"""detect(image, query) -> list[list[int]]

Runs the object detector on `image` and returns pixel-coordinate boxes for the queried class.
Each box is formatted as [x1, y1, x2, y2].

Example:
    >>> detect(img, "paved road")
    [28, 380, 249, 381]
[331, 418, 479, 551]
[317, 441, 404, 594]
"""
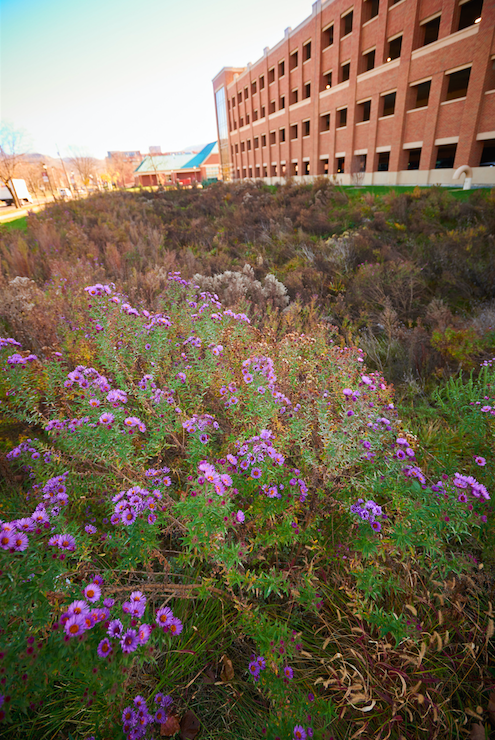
[0, 196, 55, 223]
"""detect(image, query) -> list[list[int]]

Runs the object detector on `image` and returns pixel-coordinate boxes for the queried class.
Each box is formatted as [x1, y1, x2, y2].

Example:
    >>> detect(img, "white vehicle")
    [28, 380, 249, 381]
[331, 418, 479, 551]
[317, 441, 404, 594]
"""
[0, 179, 33, 206]
[58, 188, 73, 199]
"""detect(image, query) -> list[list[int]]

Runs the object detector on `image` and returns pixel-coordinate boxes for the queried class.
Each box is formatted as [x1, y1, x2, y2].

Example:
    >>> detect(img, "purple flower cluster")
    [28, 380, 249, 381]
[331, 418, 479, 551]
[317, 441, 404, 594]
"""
[293, 725, 314, 740]
[6, 352, 37, 366]
[111, 485, 163, 526]
[64, 365, 111, 393]
[248, 655, 266, 681]
[241, 356, 291, 409]
[6, 439, 51, 464]
[155, 606, 183, 636]
[123, 416, 146, 433]
[350, 498, 384, 532]
[394, 437, 416, 461]
[121, 693, 173, 739]
[453, 473, 490, 501]
[0, 337, 21, 348]
[84, 283, 113, 296]
[197, 461, 233, 497]
[182, 413, 219, 443]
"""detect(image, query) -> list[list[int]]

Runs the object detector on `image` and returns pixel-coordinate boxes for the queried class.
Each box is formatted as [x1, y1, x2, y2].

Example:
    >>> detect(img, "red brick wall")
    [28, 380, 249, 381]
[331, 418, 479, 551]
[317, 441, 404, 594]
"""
[213, 0, 495, 180]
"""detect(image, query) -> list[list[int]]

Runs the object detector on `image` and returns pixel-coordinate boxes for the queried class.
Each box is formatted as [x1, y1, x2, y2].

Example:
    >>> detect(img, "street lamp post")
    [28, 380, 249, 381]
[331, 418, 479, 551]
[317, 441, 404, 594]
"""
[42, 164, 55, 199]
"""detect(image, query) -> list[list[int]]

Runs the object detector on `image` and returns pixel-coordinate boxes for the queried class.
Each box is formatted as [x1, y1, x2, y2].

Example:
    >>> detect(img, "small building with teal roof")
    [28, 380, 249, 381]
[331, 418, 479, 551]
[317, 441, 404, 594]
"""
[134, 142, 220, 187]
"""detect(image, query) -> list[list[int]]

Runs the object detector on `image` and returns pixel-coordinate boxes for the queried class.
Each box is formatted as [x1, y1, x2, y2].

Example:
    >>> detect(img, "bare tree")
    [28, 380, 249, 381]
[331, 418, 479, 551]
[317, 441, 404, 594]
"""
[0, 122, 29, 208]
[350, 155, 366, 187]
[69, 148, 97, 190]
[105, 152, 136, 188]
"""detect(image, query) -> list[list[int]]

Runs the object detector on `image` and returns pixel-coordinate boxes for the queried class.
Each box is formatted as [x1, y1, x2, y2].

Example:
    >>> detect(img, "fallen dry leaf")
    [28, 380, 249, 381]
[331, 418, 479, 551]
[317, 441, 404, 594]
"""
[160, 713, 181, 736]
[180, 710, 200, 740]
[220, 654, 234, 682]
[469, 722, 486, 740]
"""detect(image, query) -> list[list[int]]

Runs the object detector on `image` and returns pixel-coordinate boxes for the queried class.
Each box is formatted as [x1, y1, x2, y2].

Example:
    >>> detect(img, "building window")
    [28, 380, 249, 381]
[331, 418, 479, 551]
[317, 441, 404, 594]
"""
[290, 88, 299, 105]
[458, 0, 483, 30]
[290, 50, 299, 69]
[281, 163, 287, 176]
[255, 165, 260, 178]
[387, 35, 402, 61]
[233, 121, 237, 130]
[235, 143, 239, 154]
[290, 124, 298, 139]
[358, 100, 371, 121]
[411, 80, 431, 108]
[240, 117, 244, 127]
[323, 71, 332, 89]
[263, 165, 268, 177]
[342, 10, 353, 36]
[262, 134, 267, 147]
[271, 164, 277, 176]
[254, 137, 259, 149]
[246, 114, 250, 124]
[319, 158, 329, 175]
[244, 87, 249, 100]
[270, 100, 276, 114]
[249, 167, 253, 178]
[354, 154, 367, 172]
[445, 67, 471, 100]
[251, 80, 257, 95]
[279, 60, 285, 77]
[382, 91, 396, 116]
[303, 41, 312, 61]
[260, 75, 265, 90]
[303, 161, 310, 175]
[304, 82, 311, 98]
[480, 140, 495, 165]
[280, 128, 286, 142]
[280, 95, 286, 109]
[270, 131, 276, 145]
[363, 49, 375, 71]
[320, 113, 330, 131]
[303, 120, 310, 136]
[253, 109, 258, 121]
[421, 16, 441, 45]
[341, 62, 350, 82]
[241, 141, 245, 152]
[337, 156, 345, 173]
[407, 148, 421, 170]
[238, 92, 242, 104]
[435, 144, 457, 168]
[338, 108, 348, 127]
[363, 0, 379, 22]
[247, 139, 252, 151]
[261, 106, 266, 118]
[323, 25, 334, 47]
[377, 151, 390, 171]
[268, 67, 275, 84]
[291, 162, 298, 176]
[232, 96, 236, 108]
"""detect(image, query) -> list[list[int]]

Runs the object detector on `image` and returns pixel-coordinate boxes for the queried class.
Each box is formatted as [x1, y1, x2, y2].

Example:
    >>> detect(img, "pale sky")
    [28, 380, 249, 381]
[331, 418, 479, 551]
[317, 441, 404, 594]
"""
[1, 0, 313, 159]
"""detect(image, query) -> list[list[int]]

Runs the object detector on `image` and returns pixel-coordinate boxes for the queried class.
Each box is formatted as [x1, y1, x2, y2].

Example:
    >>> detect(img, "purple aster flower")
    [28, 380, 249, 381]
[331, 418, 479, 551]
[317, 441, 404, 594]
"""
[12, 532, 29, 551]
[155, 708, 168, 723]
[236, 510, 245, 523]
[85, 524, 97, 534]
[108, 619, 124, 638]
[251, 467, 262, 479]
[168, 616, 183, 636]
[16, 517, 34, 532]
[248, 661, 260, 677]
[199, 433, 209, 444]
[0, 531, 15, 551]
[294, 726, 307, 740]
[103, 598, 115, 610]
[148, 513, 157, 524]
[284, 666, 294, 679]
[121, 629, 139, 654]
[343, 388, 352, 396]
[475, 456, 486, 466]
[67, 600, 90, 617]
[156, 607, 173, 629]
[371, 520, 382, 532]
[84, 583, 101, 603]
[138, 624, 151, 645]
[65, 614, 86, 638]
[122, 706, 136, 725]
[97, 638, 112, 658]
[121, 509, 137, 525]
[58, 534, 76, 551]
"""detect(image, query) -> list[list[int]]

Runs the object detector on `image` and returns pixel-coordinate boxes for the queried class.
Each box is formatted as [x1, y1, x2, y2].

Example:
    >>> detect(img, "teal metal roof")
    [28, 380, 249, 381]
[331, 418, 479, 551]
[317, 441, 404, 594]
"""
[134, 142, 218, 174]
[183, 142, 217, 169]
